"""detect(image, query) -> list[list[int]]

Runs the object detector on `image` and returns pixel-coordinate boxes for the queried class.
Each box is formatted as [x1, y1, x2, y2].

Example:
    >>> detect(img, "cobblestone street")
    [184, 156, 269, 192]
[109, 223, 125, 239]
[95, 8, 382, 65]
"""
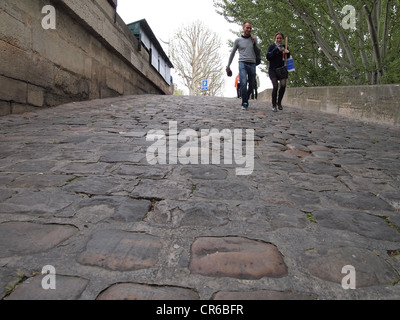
[0, 94, 399, 300]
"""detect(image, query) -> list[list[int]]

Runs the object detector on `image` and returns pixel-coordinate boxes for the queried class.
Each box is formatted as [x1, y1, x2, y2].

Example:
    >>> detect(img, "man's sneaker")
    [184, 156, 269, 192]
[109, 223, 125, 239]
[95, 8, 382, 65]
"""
[278, 104, 283, 110]
[272, 105, 277, 112]
[242, 103, 248, 110]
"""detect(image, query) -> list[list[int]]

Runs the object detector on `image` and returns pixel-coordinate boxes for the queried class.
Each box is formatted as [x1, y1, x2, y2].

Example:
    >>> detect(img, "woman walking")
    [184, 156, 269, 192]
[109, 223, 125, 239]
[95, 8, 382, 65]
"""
[267, 32, 290, 112]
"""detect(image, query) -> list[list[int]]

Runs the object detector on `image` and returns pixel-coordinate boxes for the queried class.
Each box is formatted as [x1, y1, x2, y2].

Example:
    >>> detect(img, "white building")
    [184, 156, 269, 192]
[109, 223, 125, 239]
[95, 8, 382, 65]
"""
[127, 19, 174, 85]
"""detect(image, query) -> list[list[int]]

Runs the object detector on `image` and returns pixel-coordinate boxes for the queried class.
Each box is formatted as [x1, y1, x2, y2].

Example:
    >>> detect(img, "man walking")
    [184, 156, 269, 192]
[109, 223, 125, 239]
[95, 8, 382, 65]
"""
[226, 22, 260, 110]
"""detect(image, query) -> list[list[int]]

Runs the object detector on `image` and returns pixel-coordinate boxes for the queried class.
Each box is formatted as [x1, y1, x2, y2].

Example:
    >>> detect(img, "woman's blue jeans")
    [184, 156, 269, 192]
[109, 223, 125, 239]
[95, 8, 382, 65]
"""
[239, 62, 256, 106]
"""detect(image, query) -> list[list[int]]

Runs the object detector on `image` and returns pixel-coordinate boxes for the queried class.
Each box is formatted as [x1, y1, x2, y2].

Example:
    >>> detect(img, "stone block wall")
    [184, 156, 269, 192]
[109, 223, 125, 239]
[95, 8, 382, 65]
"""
[0, 0, 173, 116]
[259, 84, 400, 126]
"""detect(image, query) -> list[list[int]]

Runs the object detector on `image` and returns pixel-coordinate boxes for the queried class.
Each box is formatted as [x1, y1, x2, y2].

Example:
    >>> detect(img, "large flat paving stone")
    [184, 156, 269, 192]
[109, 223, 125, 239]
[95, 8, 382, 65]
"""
[2, 160, 57, 173]
[147, 200, 230, 228]
[0, 189, 78, 216]
[180, 166, 228, 180]
[189, 237, 287, 279]
[237, 202, 308, 230]
[325, 191, 394, 211]
[68, 196, 152, 223]
[97, 283, 199, 300]
[193, 181, 254, 201]
[116, 164, 171, 179]
[5, 274, 88, 300]
[63, 176, 127, 196]
[99, 151, 145, 163]
[312, 209, 400, 242]
[0, 222, 77, 258]
[77, 230, 162, 271]
[131, 179, 192, 200]
[301, 247, 399, 288]
[7, 174, 73, 189]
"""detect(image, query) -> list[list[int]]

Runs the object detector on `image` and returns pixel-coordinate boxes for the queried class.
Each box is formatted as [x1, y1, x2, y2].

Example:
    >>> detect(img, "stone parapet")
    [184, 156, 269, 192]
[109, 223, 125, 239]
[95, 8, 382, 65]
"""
[259, 84, 400, 126]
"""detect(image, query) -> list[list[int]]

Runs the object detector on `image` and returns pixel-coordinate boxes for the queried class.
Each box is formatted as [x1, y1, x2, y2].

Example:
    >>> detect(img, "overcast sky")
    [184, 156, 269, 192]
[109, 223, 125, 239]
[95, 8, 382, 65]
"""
[117, 0, 272, 97]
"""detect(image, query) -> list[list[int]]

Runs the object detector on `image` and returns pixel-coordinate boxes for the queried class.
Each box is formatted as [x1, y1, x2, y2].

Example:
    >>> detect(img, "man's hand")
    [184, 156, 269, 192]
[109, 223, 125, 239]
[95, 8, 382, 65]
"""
[226, 67, 232, 77]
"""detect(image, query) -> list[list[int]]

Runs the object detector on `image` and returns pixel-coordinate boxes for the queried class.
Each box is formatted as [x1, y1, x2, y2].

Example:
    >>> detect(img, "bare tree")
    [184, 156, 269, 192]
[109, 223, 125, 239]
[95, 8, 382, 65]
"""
[171, 20, 225, 96]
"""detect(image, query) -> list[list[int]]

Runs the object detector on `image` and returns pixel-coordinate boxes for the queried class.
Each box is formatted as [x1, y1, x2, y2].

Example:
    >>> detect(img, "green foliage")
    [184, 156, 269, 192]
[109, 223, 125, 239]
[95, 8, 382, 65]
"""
[214, 0, 400, 86]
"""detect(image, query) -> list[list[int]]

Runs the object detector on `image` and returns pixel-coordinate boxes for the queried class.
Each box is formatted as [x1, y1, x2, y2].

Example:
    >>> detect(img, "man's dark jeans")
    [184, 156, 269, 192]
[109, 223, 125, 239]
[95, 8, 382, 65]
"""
[239, 62, 256, 106]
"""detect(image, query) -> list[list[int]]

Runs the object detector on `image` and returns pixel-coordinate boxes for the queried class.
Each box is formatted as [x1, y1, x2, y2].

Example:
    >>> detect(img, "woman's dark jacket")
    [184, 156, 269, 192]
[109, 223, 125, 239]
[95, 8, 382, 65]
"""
[266, 44, 291, 71]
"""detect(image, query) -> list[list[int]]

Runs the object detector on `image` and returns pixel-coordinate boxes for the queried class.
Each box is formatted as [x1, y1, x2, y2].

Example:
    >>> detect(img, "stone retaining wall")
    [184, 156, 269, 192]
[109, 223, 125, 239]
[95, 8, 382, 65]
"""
[0, 0, 173, 116]
[258, 84, 400, 126]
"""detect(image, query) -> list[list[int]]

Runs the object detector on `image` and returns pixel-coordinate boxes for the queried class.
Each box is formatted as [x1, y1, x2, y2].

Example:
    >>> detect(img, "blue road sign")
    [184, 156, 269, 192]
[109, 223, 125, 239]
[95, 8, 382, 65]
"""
[202, 80, 208, 91]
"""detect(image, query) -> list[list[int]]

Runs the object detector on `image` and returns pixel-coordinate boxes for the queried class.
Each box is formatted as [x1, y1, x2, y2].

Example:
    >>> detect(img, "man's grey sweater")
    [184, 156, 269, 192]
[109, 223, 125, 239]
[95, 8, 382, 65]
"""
[227, 36, 260, 67]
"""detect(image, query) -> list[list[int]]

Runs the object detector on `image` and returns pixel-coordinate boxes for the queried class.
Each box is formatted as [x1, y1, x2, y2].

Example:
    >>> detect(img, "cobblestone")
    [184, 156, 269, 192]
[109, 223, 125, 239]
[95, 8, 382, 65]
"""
[0, 94, 399, 300]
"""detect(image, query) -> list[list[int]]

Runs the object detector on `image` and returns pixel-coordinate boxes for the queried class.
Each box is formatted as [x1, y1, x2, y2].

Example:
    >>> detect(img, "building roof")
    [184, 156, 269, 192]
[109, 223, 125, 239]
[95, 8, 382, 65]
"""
[127, 19, 173, 68]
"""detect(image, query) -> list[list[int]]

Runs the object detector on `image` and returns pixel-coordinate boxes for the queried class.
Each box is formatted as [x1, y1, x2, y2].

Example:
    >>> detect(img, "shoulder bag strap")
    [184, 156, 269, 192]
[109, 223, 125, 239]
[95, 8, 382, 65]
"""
[284, 37, 288, 66]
